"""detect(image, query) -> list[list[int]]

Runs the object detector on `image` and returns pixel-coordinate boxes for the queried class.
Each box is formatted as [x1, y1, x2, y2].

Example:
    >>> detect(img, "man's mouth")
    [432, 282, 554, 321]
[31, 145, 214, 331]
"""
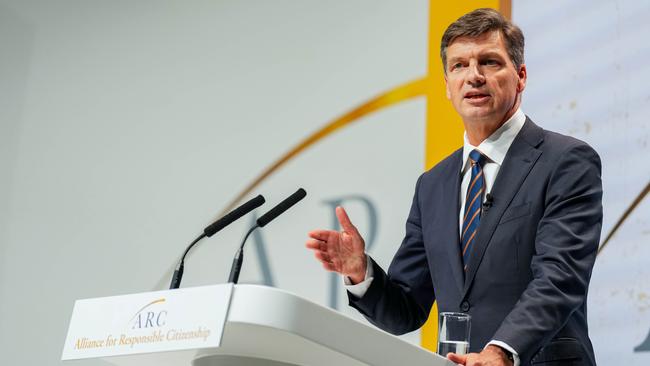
[464, 91, 491, 104]
[464, 91, 490, 99]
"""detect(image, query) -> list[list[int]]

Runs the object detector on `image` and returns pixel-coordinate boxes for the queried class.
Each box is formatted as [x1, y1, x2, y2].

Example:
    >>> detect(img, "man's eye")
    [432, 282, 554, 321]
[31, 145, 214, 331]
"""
[484, 59, 499, 66]
[451, 62, 464, 70]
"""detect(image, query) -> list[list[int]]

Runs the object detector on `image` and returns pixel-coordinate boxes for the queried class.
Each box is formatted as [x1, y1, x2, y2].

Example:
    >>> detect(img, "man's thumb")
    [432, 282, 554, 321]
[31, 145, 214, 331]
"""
[335, 206, 356, 232]
[446, 352, 467, 365]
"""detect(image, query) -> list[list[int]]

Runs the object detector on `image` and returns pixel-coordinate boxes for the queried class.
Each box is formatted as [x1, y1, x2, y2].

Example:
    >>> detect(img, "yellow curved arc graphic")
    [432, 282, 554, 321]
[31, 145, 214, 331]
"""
[128, 298, 166, 324]
[221, 77, 429, 214]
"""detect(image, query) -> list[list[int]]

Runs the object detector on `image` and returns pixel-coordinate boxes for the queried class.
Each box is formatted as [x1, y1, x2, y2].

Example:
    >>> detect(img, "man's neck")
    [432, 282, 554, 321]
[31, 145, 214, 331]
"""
[464, 102, 520, 145]
[465, 122, 504, 146]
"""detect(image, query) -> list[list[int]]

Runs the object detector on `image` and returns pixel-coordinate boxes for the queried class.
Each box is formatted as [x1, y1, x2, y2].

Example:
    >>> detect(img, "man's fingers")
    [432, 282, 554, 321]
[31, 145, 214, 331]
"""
[305, 239, 325, 250]
[335, 206, 357, 233]
[314, 251, 331, 264]
[322, 261, 337, 272]
[311, 250, 342, 273]
[447, 352, 467, 365]
[308, 230, 334, 241]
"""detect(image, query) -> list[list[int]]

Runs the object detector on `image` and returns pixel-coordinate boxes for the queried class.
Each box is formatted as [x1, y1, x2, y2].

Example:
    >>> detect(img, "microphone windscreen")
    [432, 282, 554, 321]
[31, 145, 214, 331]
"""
[204, 194, 265, 237]
[256, 188, 306, 228]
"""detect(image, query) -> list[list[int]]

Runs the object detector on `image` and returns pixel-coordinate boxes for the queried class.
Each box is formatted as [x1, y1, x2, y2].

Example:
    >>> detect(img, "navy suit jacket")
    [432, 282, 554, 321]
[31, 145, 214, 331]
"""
[349, 118, 602, 365]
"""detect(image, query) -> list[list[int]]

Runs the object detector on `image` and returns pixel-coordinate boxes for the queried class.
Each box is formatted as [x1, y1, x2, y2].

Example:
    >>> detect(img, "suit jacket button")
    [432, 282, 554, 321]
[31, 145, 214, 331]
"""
[460, 301, 470, 312]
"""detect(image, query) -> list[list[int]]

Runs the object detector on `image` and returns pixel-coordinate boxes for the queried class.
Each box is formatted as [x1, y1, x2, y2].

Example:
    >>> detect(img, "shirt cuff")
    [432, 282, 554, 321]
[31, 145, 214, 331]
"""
[486, 340, 519, 366]
[343, 255, 374, 298]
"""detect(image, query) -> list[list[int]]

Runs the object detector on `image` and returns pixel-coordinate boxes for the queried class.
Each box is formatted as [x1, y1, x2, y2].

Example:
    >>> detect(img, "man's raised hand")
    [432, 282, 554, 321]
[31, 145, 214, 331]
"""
[306, 206, 367, 284]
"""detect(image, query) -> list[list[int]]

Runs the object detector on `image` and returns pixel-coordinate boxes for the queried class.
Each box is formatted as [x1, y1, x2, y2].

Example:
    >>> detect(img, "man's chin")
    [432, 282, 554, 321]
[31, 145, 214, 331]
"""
[459, 109, 495, 122]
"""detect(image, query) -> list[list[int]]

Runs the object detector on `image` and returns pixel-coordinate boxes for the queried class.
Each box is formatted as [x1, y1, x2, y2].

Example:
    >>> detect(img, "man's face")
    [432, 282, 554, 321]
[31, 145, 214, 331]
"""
[444, 31, 526, 128]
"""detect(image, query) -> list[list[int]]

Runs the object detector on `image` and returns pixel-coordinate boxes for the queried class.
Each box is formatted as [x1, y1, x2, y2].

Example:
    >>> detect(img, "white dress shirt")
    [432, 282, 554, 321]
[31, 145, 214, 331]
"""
[346, 109, 527, 365]
[459, 108, 526, 233]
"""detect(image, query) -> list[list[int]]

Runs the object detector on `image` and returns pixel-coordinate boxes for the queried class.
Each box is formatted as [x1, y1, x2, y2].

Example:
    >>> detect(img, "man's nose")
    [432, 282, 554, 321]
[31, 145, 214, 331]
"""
[466, 62, 486, 86]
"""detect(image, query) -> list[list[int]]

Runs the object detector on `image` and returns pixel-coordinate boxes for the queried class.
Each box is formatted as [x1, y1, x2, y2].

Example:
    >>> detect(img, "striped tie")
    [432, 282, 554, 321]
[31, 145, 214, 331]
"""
[461, 149, 486, 271]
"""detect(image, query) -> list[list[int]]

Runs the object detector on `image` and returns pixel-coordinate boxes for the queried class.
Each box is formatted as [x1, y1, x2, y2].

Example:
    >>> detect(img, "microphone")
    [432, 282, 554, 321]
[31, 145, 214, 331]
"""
[256, 188, 307, 227]
[204, 195, 266, 237]
[483, 193, 494, 212]
[169, 194, 265, 289]
[228, 188, 307, 284]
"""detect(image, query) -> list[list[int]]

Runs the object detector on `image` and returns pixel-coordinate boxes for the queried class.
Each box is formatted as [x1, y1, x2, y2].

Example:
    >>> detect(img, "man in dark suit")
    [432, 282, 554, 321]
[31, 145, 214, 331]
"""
[306, 8, 602, 366]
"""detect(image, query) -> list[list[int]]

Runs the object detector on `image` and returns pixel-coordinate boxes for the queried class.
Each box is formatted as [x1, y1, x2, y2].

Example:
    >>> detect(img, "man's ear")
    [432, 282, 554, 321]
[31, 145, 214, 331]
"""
[445, 74, 451, 100]
[517, 64, 527, 93]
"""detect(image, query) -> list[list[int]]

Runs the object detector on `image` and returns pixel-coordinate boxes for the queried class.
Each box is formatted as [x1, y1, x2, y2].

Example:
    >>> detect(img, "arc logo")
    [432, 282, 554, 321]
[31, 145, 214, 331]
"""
[128, 298, 168, 330]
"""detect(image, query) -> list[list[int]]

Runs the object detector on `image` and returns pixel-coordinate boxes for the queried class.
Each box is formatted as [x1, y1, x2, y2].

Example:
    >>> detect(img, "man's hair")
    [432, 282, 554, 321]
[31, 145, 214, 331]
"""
[440, 8, 524, 72]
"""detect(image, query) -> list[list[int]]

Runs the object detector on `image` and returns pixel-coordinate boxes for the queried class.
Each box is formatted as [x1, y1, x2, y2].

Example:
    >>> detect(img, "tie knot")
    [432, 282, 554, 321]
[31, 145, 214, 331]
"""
[469, 149, 485, 166]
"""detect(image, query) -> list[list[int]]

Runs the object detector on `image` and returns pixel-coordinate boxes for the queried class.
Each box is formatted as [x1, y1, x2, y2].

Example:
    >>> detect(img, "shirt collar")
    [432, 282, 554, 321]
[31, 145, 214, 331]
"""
[461, 108, 526, 172]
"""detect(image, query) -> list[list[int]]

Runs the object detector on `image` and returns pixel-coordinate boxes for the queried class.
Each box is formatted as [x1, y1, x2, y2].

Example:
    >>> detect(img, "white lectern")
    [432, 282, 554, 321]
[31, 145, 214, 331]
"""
[62, 284, 453, 366]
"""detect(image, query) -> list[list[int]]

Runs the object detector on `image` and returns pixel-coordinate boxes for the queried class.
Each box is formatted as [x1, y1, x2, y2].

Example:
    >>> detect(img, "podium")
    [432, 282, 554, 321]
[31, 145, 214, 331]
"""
[62, 284, 453, 366]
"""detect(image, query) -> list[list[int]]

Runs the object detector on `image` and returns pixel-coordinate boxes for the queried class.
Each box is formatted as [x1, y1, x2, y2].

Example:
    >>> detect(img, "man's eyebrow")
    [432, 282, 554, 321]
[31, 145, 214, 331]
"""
[477, 51, 506, 59]
[447, 56, 466, 64]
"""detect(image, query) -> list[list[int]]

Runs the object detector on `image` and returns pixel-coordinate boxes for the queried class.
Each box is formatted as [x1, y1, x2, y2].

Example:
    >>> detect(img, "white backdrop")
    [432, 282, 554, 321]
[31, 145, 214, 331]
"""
[0, 1, 648, 365]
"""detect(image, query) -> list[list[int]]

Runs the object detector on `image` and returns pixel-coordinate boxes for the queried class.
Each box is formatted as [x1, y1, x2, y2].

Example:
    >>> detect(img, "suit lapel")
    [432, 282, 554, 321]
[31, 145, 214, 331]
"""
[437, 150, 465, 293]
[462, 118, 544, 296]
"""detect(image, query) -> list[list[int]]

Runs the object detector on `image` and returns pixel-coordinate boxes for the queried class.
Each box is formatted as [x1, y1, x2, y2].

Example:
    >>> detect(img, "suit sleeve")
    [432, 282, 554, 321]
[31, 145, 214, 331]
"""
[492, 142, 603, 354]
[347, 174, 436, 335]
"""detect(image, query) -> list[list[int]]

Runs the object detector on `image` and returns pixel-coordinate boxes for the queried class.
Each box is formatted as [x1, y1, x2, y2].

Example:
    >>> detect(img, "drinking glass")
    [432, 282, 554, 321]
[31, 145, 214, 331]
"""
[437, 312, 471, 356]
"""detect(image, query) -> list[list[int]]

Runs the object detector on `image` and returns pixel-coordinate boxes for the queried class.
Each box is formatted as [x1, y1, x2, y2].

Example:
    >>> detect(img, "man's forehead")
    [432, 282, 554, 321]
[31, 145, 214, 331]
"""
[448, 30, 505, 50]
[446, 31, 507, 57]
